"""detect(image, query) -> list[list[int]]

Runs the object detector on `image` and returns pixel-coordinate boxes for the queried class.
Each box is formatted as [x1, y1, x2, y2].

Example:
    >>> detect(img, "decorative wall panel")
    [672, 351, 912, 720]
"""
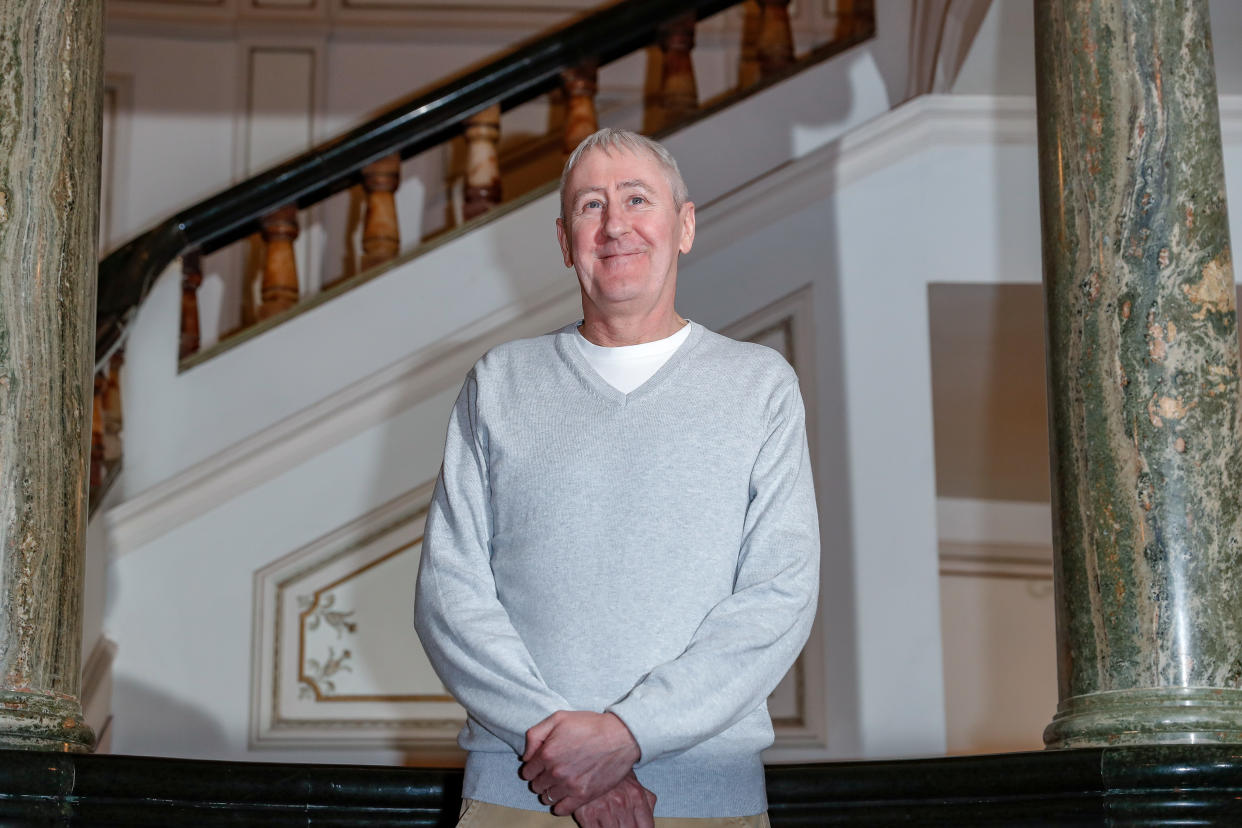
[251, 482, 466, 749]
[722, 285, 826, 750]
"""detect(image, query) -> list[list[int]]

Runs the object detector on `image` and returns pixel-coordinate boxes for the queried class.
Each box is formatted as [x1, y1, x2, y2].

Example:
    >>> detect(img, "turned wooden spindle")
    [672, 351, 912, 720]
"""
[179, 250, 202, 359]
[757, 0, 795, 78]
[90, 373, 106, 489]
[658, 13, 699, 127]
[102, 351, 123, 465]
[258, 205, 300, 320]
[738, 0, 762, 88]
[361, 153, 401, 271]
[826, 0, 873, 40]
[562, 62, 599, 156]
[463, 104, 502, 221]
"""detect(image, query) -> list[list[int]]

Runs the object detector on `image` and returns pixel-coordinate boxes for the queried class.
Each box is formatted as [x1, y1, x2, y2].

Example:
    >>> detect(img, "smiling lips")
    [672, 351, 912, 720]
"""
[596, 248, 646, 260]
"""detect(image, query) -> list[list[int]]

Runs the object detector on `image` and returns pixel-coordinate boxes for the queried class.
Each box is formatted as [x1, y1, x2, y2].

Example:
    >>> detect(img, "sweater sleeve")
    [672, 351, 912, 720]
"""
[414, 370, 571, 754]
[605, 376, 820, 764]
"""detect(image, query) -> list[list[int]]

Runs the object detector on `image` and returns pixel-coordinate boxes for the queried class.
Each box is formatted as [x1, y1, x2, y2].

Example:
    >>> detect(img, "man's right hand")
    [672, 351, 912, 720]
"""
[571, 771, 656, 828]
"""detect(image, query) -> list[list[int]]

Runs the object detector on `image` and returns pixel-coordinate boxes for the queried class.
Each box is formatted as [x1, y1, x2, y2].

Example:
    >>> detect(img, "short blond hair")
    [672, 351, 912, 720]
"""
[560, 128, 690, 221]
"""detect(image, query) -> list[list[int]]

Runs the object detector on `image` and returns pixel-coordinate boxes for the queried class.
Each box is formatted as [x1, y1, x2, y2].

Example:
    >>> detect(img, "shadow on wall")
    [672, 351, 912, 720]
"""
[108, 677, 231, 758]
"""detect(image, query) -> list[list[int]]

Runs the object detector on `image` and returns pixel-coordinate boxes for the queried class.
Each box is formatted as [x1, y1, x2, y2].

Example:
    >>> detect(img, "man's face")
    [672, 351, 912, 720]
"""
[556, 147, 695, 317]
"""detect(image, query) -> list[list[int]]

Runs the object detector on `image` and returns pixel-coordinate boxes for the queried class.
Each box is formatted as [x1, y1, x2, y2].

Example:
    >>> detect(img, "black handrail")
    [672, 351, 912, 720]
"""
[95, 0, 746, 368]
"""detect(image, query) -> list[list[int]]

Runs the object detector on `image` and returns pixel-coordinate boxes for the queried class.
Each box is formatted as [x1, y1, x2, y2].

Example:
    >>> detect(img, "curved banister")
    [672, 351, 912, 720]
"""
[95, 0, 745, 369]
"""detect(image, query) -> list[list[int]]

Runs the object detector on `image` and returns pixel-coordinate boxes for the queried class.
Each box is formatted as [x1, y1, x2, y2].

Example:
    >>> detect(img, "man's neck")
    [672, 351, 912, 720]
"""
[579, 308, 687, 347]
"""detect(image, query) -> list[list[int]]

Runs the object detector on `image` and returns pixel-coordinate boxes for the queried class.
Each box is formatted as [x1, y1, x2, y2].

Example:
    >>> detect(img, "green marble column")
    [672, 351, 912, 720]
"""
[0, 0, 103, 751]
[1035, 0, 1242, 748]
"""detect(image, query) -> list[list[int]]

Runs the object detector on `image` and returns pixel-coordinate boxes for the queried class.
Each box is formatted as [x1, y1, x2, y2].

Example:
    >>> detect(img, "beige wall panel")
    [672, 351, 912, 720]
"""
[940, 559, 1056, 755]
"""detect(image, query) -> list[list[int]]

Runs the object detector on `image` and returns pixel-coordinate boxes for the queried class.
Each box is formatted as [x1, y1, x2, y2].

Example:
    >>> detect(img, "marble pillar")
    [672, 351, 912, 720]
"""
[1035, 0, 1242, 748]
[0, 0, 103, 751]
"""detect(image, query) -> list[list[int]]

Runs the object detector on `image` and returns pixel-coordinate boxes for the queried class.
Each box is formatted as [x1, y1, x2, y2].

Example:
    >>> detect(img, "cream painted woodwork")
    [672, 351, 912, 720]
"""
[251, 482, 465, 752]
[106, 0, 846, 39]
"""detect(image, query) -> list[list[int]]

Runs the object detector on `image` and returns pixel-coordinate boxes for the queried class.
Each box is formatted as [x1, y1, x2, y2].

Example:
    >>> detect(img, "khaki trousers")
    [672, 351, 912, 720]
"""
[456, 799, 770, 828]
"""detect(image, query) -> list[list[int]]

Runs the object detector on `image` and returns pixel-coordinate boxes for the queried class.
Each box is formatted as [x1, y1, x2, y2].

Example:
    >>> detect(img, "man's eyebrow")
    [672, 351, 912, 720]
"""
[570, 180, 656, 205]
[571, 186, 605, 205]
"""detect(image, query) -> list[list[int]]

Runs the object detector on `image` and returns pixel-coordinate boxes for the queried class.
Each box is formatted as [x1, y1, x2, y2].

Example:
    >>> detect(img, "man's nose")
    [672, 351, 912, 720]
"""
[601, 202, 629, 237]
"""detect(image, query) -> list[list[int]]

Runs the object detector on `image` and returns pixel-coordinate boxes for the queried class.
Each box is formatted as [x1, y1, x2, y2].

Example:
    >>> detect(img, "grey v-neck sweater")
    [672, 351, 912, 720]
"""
[414, 321, 819, 818]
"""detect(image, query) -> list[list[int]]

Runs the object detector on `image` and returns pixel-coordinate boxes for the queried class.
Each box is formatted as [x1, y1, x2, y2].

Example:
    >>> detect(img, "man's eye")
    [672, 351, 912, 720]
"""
[629, 196, 645, 205]
[584, 199, 603, 210]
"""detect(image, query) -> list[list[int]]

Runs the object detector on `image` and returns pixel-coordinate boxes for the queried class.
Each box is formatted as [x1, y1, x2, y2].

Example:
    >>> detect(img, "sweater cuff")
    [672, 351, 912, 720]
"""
[607, 697, 672, 767]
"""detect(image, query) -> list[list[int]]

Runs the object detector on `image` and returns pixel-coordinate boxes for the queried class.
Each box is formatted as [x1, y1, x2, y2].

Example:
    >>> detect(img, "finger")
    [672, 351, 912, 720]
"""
[574, 810, 604, 828]
[636, 804, 654, 828]
[518, 757, 544, 781]
[553, 795, 590, 816]
[523, 715, 559, 761]
[526, 768, 557, 796]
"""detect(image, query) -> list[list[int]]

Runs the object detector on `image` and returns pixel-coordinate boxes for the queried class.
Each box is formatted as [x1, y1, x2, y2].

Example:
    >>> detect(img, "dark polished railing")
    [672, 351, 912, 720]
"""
[5, 744, 1242, 826]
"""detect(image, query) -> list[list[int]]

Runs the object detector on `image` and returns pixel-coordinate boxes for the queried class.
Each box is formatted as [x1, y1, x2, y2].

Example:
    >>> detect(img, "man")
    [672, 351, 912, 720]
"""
[414, 128, 819, 828]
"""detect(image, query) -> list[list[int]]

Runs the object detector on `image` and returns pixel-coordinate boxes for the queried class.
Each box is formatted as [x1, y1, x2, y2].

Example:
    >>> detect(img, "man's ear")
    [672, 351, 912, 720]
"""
[678, 202, 696, 255]
[556, 217, 574, 267]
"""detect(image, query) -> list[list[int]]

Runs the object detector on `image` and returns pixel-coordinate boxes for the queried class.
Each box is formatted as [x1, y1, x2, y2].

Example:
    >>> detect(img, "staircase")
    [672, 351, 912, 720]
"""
[87, 0, 886, 771]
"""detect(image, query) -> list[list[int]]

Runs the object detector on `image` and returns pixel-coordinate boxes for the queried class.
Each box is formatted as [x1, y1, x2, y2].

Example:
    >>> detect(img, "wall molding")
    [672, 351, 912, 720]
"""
[936, 497, 1052, 580]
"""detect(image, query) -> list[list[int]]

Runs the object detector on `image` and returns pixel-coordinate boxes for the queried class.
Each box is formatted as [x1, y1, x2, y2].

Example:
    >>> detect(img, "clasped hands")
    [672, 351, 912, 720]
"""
[520, 710, 655, 828]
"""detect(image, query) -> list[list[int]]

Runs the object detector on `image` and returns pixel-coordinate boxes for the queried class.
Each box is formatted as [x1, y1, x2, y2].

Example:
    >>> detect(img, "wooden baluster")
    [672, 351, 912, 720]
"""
[258, 205, 300, 320]
[103, 351, 124, 466]
[90, 373, 106, 489]
[179, 250, 202, 359]
[826, 0, 874, 40]
[562, 62, 599, 156]
[361, 153, 401, 271]
[658, 13, 698, 129]
[738, 0, 762, 88]
[757, 0, 795, 78]
[463, 104, 502, 221]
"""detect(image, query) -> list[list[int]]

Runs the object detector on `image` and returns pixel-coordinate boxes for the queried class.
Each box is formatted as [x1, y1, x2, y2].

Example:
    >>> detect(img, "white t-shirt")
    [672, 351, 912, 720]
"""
[573, 320, 694, 394]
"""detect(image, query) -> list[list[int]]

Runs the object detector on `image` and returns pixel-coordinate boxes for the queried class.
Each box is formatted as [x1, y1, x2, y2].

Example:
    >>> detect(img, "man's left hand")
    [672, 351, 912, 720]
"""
[520, 710, 641, 816]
